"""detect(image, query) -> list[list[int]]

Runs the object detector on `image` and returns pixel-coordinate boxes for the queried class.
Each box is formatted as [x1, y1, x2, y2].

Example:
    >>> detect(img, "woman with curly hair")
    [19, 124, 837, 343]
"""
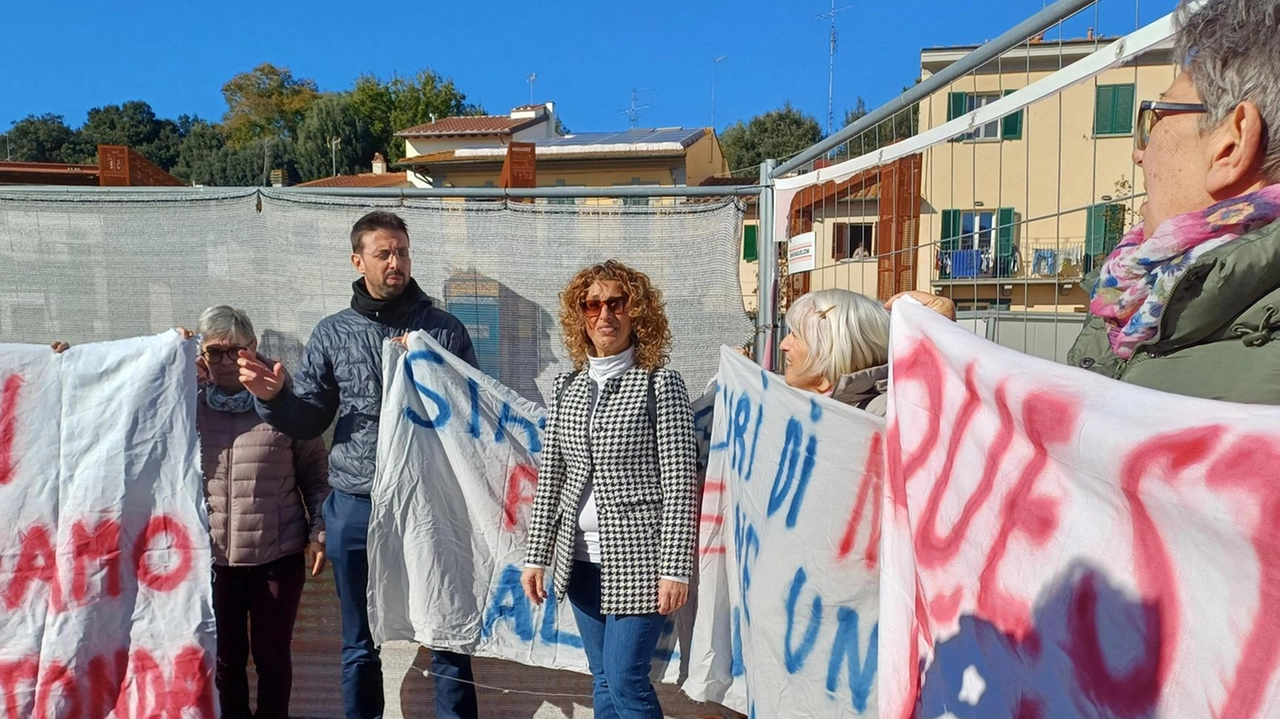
[521, 259, 698, 719]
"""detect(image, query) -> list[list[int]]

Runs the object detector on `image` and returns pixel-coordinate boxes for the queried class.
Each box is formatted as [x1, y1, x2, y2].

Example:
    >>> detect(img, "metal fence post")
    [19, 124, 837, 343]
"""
[755, 159, 779, 369]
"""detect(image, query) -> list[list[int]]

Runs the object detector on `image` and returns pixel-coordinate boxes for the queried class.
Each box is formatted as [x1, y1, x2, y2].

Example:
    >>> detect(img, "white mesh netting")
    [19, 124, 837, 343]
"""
[0, 189, 750, 402]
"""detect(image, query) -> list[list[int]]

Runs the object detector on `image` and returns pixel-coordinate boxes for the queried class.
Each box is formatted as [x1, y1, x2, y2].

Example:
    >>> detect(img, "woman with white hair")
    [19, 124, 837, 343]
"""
[780, 288, 891, 415]
[195, 305, 330, 719]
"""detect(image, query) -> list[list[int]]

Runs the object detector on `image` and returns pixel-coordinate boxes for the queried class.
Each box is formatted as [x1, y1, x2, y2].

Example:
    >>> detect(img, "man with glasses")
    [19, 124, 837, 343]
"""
[238, 210, 480, 719]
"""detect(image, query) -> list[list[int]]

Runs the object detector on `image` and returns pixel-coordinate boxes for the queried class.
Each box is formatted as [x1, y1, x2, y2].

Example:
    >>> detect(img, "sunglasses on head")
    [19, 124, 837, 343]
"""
[1136, 100, 1208, 151]
[580, 295, 628, 318]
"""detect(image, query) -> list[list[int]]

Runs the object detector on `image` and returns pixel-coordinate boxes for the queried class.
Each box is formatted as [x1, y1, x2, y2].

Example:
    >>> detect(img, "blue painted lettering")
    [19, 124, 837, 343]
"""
[783, 566, 822, 674]
[733, 506, 760, 623]
[731, 606, 746, 677]
[496, 402, 542, 453]
[768, 419, 817, 528]
[538, 584, 582, 649]
[404, 350, 451, 429]
[467, 378, 482, 439]
[827, 608, 877, 713]
[483, 565, 534, 641]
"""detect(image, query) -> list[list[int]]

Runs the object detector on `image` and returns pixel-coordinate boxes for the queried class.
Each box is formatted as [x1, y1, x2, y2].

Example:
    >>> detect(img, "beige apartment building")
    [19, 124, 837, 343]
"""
[739, 37, 1179, 315]
[917, 37, 1178, 311]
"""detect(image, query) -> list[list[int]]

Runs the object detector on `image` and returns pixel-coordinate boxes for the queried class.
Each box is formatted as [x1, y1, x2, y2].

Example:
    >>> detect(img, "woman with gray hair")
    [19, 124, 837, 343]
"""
[195, 305, 331, 719]
[780, 288, 891, 415]
[896, 0, 1280, 404]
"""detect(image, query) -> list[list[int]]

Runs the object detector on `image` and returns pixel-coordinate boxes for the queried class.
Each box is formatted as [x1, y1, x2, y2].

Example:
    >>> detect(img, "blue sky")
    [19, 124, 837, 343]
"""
[1, 0, 1172, 136]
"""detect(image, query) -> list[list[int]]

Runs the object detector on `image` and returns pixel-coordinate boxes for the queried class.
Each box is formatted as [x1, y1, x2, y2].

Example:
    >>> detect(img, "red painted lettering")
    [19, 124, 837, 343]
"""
[890, 341, 946, 492]
[1204, 437, 1280, 719]
[86, 650, 126, 719]
[166, 645, 215, 718]
[0, 374, 22, 486]
[975, 392, 1075, 640]
[133, 516, 194, 592]
[71, 519, 121, 603]
[502, 464, 538, 533]
[4, 524, 64, 612]
[0, 658, 36, 719]
[1066, 571, 1162, 716]
[1119, 427, 1223, 694]
[838, 432, 883, 570]
[915, 371, 1011, 569]
[34, 662, 80, 719]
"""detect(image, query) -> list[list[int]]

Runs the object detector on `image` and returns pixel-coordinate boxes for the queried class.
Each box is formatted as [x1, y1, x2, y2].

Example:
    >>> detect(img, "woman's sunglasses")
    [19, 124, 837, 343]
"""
[580, 295, 628, 319]
[1136, 100, 1208, 151]
[202, 346, 247, 363]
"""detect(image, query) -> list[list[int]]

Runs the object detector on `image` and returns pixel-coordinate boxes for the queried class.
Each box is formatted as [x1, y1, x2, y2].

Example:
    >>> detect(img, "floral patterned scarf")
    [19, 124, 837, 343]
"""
[1090, 184, 1280, 359]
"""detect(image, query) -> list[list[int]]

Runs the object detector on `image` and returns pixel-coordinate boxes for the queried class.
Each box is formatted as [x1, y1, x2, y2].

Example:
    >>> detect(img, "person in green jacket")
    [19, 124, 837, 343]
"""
[893, 0, 1280, 406]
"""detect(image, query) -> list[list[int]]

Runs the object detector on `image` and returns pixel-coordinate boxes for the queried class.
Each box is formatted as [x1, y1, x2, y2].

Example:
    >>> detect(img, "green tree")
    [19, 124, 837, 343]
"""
[840, 89, 919, 157]
[350, 70, 479, 161]
[66, 100, 183, 169]
[295, 93, 375, 181]
[6, 114, 77, 163]
[719, 103, 823, 177]
[221, 63, 320, 148]
[171, 118, 226, 184]
[171, 119, 295, 187]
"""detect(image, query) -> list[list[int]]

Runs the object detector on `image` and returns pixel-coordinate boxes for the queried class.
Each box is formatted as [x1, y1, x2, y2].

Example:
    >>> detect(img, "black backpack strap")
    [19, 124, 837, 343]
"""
[555, 370, 582, 409]
[647, 369, 658, 435]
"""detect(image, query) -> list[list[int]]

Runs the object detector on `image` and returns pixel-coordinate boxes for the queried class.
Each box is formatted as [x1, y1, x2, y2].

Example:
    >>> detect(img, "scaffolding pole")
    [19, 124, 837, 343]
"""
[755, 159, 779, 369]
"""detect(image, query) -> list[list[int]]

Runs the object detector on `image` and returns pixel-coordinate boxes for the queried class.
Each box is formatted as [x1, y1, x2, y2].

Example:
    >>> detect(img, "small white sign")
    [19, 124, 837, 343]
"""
[787, 230, 816, 274]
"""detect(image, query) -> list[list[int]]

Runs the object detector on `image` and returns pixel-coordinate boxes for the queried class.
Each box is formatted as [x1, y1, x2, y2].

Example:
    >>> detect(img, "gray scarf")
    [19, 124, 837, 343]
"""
[205, 384, 256, 414]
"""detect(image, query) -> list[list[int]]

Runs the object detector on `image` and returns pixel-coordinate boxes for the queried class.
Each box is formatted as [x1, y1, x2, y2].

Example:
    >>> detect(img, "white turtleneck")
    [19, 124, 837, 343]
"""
[574, 347, 636, 563]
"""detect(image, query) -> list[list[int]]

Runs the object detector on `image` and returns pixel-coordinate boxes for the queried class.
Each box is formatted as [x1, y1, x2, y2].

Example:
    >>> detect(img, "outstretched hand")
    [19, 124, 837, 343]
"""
[236, 351, 287, 401]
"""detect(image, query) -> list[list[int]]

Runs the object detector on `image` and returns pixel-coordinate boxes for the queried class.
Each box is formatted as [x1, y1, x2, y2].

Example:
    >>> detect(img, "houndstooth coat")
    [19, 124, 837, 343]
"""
[525, 366, 698, 616]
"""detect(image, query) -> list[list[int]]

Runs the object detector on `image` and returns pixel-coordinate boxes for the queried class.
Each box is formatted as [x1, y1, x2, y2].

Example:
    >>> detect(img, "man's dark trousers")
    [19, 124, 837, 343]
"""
[325, 488, 478, 719]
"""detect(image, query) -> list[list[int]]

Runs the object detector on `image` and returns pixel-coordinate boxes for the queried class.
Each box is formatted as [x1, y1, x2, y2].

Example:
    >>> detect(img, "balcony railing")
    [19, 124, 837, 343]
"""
[935, 240, 1092, 282]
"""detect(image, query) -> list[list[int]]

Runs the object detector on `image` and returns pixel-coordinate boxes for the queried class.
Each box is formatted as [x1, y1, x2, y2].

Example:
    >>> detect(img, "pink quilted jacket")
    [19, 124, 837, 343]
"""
[198, 388, 330, 566]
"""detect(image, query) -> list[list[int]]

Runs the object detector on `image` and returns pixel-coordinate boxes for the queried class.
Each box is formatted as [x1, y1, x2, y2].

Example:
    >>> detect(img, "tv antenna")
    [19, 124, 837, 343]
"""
[620, 87, 652, 129]
[818, 1, 856, 136]
[527, 73, 537, 104]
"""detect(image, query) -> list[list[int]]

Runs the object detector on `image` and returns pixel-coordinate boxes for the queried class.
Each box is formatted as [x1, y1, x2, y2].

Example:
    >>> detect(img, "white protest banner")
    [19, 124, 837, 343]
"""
[879, 301, 1280, 718]
[0, 333, 216, 718]
[684, 347, 882, 717]
[368, 332, 690, 679]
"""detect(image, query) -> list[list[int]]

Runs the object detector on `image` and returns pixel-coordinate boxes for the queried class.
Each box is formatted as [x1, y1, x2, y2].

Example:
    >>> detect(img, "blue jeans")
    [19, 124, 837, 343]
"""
[566, 561, 665, 719]
[324, 489, 478, 719]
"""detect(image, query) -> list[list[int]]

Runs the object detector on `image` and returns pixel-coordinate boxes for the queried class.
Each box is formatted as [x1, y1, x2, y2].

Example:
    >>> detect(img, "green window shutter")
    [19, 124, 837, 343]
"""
[1094, 85, 1116, 135]
[996, 208, 1016, 257]
[1001, 89, 1023, 140]
[1085, 204, 1108, 254]
[940, 209, 961, 252]
[947, 92, 968, 143]
[743, 224, 758, 262]
[1112, 84, 1135, 135]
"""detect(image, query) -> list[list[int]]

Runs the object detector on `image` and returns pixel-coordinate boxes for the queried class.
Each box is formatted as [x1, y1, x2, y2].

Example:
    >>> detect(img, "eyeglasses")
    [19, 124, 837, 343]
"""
[580, 295, 629, 318]
[1136, 101, 1208, 151]
[202, 346, 246, 364]
[363, 248, 410, 262]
